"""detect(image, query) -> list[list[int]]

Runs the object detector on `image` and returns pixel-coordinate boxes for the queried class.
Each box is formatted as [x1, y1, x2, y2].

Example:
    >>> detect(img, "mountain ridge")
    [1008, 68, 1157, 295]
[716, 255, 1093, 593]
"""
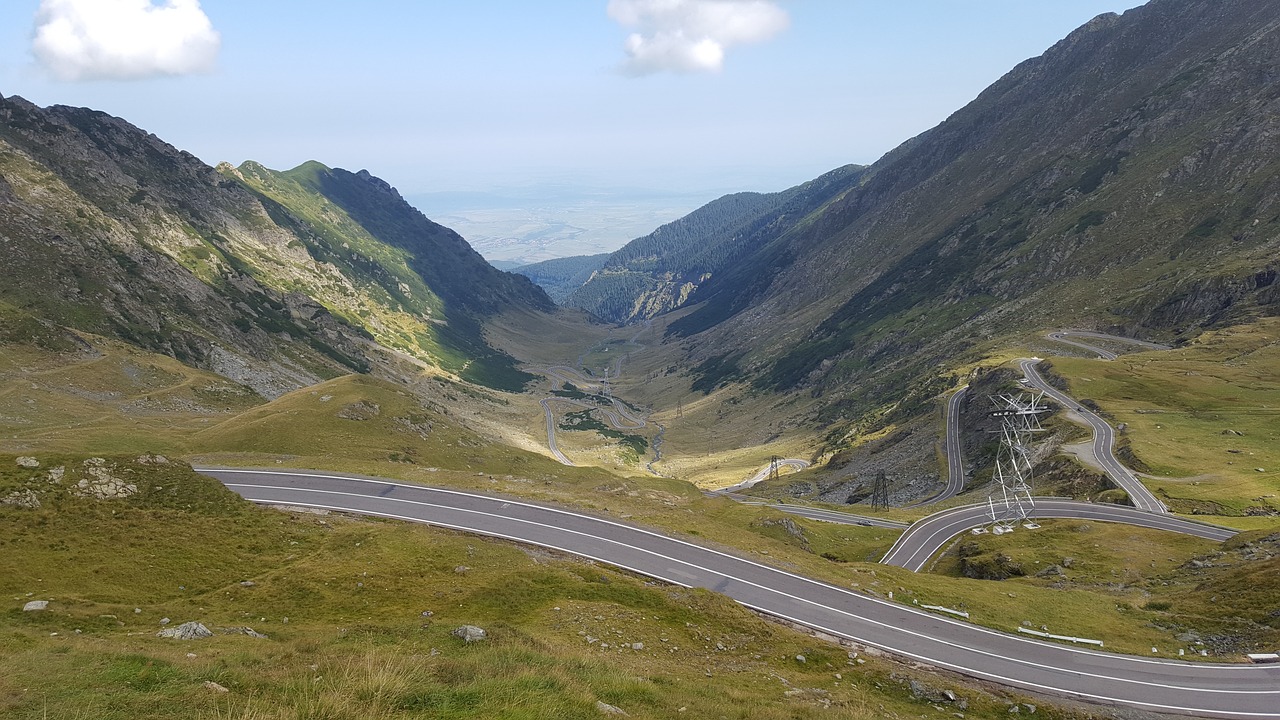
[562, 164, 867, 323]
[0, 94, 553, 395]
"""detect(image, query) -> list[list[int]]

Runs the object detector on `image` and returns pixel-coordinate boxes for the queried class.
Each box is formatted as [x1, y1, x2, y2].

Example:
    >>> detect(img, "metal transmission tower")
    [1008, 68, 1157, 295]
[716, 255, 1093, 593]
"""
[768, 456, 781, 484]
[977, 392, 1048, 535]
[870, 472, 890, 510]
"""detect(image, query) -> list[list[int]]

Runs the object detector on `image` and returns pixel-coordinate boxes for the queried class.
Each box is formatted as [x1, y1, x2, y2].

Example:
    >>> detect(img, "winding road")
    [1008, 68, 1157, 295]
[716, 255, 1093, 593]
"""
[881, 498, 1234, 572]
[762, 501, 909, 530]
[912, 384, 969, 507]
[1020, 358, 1168, 514]
[539, 397, 575, 466]
[1046, 330, 1172, 361]
[534, 364, 648, 469]
[202, 467, 1280, 719]
[713, 458, 812, 494]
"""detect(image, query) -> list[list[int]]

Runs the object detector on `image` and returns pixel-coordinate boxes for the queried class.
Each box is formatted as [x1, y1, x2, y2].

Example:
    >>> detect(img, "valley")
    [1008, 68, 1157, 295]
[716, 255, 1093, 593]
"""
[3, 0, 1280, 717]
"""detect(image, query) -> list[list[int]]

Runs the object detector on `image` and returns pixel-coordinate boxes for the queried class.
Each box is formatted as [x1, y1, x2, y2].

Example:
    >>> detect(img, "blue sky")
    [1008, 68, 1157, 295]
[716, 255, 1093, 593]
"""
[1, 1, 1146, 196]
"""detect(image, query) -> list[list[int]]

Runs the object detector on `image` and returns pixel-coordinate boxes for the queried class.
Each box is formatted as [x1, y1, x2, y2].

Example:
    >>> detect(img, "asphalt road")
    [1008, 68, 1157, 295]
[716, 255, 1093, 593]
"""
[714, 492, 908, 529]
[538, 397, 575, 466]
[713, 458, 812, 494]
[767, 502, 910, 530]
[535, 366, 647, 468]
[203, 468, 1280, 719]
[1046, 330, 1173, 360]
[881, 497, 1236, 572]
[912, 384, 969, 507]
[1020, 358, 1168, 513]
[1046, 332, 1120, 360]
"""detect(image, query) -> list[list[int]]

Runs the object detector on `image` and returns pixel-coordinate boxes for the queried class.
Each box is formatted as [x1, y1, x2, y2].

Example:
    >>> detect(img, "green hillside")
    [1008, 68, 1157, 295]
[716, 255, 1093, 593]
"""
[514, 253, 610, 303]
[565, 166, 866, 323]
[637, 0, 1280, 478]
[0, 95, 550, 394]
[226, 160, 551, 390]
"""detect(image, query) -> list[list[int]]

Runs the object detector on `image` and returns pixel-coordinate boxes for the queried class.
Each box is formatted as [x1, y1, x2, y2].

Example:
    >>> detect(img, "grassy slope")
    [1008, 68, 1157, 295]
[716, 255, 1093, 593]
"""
[1, 458, 1070, 720]
[226, 161, 536, 392]
[1047, 319, 1280, 516]
[7, 303, 1280, 710]
[7, 318, 1268, 663]
[934, 520, 1280, 655]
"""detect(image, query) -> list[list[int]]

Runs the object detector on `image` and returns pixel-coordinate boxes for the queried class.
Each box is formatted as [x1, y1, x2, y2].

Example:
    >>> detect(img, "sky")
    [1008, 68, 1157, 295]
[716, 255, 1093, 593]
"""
[0, 1, 1147, 197]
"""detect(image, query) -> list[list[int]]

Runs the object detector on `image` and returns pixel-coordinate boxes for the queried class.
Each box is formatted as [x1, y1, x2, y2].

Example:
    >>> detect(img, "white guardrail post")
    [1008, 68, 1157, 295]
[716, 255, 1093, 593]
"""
[1017, 627, 1104, 647]
[920, 604, 970, 619]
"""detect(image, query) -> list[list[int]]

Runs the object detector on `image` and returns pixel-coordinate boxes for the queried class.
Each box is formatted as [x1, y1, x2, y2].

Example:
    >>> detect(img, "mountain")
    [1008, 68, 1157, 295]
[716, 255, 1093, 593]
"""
[0, 94, 551, 395]
[641, 0, 1279, 442]
[513, 253, 610, 303]
[562, 166, 867, 323]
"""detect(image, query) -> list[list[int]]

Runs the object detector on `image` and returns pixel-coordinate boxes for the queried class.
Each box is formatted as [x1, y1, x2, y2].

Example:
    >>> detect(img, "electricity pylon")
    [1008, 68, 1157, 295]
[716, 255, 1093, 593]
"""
[870, 471, 890, 510]
[976, 393, 1048, 535]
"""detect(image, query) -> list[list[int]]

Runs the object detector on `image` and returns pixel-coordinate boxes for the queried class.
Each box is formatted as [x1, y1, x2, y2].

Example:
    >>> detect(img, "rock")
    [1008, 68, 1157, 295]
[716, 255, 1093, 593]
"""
[1256, 468, 1266, 473]
[16, 457, 39, 468]
[454, 565, 471, 574]
[909, 679, 947, 703]
[240, 580, 256, 587]
[596, 700, 629, 716]
[22, 600, 48, 612]
[157, 621, 213, 640]
[160, 617, 171, 626]
[337, 401, 380, 420]
[203, 680, 229, 693]
[2, 489, 41, 509]
[1061, 557, 1074, 568]
[631, 642, 643, 650]
[74, 459, 137, 499]
[1034, 565, 1064, 578]
[795, 654, 806, 663]
[451, 625, 487, 643]
[224, 626, 268, 639]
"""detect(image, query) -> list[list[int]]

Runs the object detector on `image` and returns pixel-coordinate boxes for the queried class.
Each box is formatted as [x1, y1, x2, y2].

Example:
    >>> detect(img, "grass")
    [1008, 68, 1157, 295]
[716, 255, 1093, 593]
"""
[1046, 319, 1280, 514]
[4, 315, 1279, 701]
[558, 410, 648, 460]
[0, 456, 1067, 720]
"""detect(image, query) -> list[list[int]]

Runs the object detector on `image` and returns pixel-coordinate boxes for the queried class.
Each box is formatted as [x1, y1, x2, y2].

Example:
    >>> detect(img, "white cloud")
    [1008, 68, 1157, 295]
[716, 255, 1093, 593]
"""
[607, 0, 788, 75]
[32, 0, 220, 82]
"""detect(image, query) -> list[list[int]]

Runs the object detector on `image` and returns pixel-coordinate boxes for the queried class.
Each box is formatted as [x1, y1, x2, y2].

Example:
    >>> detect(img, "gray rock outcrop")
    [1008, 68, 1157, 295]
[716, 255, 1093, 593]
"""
[157, 621, 213, 640]
[451, 625, 487, 643]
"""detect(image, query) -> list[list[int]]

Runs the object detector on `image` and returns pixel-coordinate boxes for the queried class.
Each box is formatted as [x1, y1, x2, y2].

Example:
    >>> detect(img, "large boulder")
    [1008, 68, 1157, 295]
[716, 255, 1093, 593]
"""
[451, 625, 487, 643]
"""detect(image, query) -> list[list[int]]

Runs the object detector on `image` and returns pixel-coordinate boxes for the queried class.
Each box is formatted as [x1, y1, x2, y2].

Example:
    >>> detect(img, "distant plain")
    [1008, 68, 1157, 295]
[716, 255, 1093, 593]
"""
[408, 189, 716, 267]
